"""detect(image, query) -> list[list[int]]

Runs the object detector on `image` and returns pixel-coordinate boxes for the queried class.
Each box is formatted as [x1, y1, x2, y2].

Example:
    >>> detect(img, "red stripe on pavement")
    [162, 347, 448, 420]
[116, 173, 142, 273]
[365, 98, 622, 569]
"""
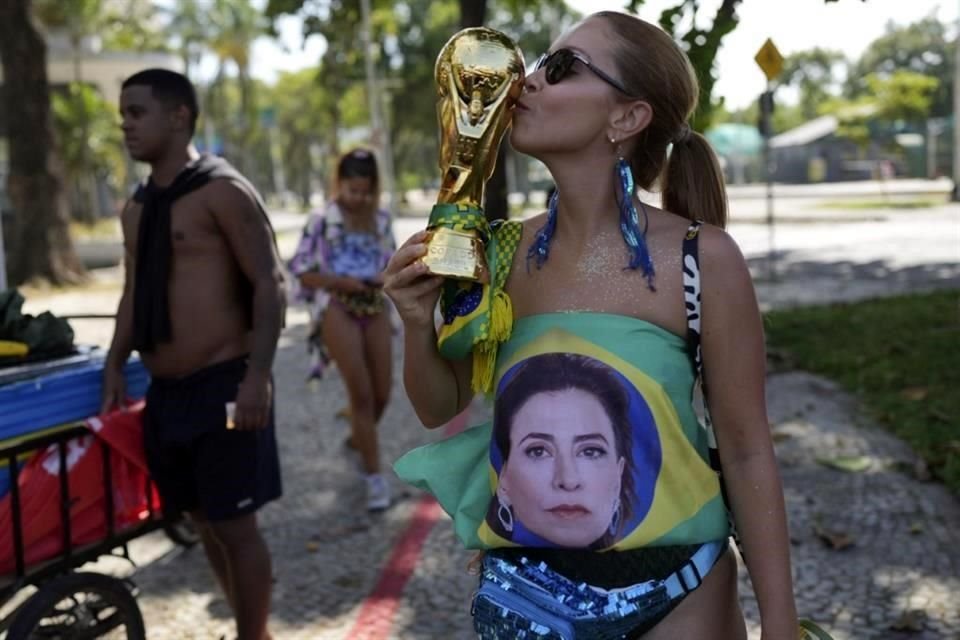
[346, 408, 470, 640]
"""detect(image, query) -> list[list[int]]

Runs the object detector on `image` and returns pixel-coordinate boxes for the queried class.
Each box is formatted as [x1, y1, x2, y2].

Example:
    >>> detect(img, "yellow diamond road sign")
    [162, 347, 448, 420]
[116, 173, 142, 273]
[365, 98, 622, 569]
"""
[755, 38, 784, 82]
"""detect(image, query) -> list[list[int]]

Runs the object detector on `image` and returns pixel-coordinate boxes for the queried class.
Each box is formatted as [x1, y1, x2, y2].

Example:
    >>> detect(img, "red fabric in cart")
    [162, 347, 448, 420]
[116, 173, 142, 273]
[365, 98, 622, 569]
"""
[0, 404, 160, 574]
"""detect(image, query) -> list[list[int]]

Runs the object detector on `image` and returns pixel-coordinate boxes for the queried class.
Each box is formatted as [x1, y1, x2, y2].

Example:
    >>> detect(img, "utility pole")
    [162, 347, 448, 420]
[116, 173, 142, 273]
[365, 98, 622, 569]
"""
[359, 0, 397, 213]
[759, 89, 776, 280]
[953, 8, 959, 201]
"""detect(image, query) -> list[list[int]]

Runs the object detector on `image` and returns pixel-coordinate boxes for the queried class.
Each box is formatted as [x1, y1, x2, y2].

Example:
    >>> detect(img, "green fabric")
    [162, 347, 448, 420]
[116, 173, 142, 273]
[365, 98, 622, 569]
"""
[393, 422, 494, 549]
[427, 202, 489, 237]
[0, 289, 75, 358]
[395, 312, 730, 550]
[432, 209, 523, 393]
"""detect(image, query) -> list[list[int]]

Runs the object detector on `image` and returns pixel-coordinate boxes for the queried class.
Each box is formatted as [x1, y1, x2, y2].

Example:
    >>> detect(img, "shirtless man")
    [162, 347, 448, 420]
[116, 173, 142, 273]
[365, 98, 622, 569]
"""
[102, 68, 285, 640]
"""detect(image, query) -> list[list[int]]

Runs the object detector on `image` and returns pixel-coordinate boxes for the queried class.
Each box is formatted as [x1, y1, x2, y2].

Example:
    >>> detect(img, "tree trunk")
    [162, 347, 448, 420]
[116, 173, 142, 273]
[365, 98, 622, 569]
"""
[459, 0, 486, 30]
[0, 0, 83, 286]
[458, 0, 509, 221]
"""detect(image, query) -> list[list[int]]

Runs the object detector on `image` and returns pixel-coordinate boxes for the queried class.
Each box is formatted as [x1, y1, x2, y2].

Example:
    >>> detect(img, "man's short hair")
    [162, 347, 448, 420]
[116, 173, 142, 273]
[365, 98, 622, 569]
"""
[122, 68, 199, 135]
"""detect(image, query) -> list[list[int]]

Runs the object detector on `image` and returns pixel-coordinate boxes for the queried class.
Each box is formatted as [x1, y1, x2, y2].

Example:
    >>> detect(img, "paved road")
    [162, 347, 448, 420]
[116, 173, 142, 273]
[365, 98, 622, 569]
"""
[11, 199, 960, 640]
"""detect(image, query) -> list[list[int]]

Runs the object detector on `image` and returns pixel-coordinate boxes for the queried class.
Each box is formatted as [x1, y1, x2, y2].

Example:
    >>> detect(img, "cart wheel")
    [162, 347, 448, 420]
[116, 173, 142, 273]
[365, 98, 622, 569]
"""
[7, 572, 145, 639]
[163, 515, 200, 548]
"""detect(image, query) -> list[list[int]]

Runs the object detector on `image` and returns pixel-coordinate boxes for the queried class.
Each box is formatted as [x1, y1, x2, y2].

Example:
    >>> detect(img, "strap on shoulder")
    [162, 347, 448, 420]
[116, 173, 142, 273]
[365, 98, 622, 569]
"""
[682, 220, 744, 555]
[682, 221, 704, 380]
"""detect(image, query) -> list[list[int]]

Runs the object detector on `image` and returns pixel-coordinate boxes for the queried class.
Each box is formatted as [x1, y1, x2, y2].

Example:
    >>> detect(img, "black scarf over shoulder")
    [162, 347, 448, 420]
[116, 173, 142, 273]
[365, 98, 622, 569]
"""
[131, 154, 269, 353]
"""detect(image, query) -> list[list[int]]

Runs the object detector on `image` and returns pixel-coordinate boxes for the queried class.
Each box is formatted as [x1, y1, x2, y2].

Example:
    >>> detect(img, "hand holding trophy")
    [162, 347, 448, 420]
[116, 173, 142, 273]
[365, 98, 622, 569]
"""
[423, 27, 526, 395]
[421, 28, 525, 282]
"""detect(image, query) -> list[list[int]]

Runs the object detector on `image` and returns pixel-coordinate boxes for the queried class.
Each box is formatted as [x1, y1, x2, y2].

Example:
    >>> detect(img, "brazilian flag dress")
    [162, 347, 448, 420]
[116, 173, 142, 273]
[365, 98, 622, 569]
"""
[394, 221, 730, 552]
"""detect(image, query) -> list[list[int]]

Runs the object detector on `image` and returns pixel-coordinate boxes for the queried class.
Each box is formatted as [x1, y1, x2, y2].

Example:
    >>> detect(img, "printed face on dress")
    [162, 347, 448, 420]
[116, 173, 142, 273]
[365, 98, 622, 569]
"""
[498, 387, 626, 547]
[510, 17, 624, 158]
[338, 176, 378, 216]
[119, 85, 190, 163]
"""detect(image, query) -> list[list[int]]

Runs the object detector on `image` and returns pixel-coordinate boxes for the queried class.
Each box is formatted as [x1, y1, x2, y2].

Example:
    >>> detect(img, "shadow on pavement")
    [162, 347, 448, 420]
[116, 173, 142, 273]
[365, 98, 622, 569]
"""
[747, 253, 959, 311]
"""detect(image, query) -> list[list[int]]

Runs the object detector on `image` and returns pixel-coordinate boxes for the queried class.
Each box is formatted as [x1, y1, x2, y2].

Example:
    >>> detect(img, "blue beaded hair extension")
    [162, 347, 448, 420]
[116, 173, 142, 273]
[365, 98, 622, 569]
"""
[526, 187, 559, 272]
[617, 157, 656, 290]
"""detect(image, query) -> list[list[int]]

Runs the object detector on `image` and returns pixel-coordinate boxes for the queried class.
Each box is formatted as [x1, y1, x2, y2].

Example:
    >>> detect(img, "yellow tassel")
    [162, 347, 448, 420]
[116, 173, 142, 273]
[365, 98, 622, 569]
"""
[490, 290, 513, 343]
[471, 342, 496, 394]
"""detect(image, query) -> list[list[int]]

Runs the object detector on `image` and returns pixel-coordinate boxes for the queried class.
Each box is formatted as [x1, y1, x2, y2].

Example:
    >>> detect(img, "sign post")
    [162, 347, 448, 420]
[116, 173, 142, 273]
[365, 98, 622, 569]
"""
[754, 38, 783, 281]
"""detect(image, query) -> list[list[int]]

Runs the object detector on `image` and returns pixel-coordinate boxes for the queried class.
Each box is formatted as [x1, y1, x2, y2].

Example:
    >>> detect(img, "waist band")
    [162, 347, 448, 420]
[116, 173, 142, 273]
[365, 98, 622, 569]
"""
[150, 354, 249, 388]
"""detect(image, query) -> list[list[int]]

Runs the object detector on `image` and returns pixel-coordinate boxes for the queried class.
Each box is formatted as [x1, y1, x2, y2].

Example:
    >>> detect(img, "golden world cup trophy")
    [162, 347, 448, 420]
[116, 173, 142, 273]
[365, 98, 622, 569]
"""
[420, 28, 525, 282]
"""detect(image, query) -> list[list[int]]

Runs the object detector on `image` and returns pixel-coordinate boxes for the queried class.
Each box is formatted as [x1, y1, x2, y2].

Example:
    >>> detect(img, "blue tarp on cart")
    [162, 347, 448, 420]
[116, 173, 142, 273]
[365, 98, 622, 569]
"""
[0, 357, 149, 495]
[0, 358, 149, 440]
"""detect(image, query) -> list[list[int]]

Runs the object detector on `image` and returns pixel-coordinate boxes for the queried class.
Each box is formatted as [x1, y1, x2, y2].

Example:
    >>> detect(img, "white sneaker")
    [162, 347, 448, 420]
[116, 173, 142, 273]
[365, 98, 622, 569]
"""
[366, 474, 391, 512]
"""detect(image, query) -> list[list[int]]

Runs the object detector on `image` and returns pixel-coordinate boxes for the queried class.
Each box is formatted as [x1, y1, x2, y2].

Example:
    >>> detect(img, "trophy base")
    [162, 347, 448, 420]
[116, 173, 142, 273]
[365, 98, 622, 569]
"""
[421, 227, 489, 283]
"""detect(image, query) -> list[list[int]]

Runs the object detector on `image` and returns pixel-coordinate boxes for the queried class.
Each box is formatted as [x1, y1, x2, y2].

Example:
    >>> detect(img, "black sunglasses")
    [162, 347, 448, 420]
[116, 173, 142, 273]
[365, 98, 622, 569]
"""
[534, 48, 633, 96]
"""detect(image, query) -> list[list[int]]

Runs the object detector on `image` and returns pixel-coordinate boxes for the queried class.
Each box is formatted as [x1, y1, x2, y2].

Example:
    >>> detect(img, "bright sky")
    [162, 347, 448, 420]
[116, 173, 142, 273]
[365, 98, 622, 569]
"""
[241, 0, 959, 110]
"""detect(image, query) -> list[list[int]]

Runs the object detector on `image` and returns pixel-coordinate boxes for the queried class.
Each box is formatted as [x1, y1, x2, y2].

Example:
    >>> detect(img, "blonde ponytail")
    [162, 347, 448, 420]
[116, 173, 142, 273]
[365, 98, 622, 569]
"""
[662, 131, 728, 229]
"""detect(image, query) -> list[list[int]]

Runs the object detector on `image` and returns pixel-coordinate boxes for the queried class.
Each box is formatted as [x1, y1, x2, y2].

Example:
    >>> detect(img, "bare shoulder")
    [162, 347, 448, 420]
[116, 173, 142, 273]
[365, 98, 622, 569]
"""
[203, 177, 260, 214]
[697, 224, 759, 321]
[698, 223, 750, 283]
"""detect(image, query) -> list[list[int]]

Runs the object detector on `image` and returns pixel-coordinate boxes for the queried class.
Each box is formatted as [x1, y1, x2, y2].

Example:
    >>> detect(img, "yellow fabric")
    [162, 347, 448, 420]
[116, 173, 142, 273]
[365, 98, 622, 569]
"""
[436, 218, 524, 394]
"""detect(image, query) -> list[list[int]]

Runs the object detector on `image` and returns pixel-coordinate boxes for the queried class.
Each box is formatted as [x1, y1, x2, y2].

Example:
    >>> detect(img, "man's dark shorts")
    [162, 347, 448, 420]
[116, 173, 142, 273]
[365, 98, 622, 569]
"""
[143, 356, 282, 521]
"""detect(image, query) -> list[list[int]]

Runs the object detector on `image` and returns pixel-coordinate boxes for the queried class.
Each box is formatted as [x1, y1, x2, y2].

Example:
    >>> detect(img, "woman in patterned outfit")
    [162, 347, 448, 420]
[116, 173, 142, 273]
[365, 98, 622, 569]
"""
[289, 149, 396, 511]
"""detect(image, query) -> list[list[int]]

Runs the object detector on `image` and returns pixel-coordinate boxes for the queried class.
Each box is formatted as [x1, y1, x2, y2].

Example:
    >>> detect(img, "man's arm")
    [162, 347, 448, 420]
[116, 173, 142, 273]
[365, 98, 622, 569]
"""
[101, 203, 137, 413]
[208, 179, 286, 429]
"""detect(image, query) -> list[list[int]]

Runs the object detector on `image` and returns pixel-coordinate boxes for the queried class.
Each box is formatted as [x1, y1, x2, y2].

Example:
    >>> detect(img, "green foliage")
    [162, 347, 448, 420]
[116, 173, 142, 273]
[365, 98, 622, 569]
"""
[263, 0, 572, 192]
[265, 68, 335, 205]
[51, 83, 127, 219]
[52, 84, 124, 177]
[765, 290, 960, 494]
[865, 70, 939, 123]
[817, 96, 874, 148]
[780, 48, 846, 120]
[637, 0, 743, 131]
[846, 16, 954, 117]
[819, 70, 938, 151]
[34, 0, 101, 34]
[98, 0, 169, 52]
[627, 1, 860, 130]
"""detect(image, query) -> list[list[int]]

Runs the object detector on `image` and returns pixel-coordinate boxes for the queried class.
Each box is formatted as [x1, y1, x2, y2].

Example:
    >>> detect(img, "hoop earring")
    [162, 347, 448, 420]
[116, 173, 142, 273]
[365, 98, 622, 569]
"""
[608, 498, 622, 536]
[615, 155, 656, 290]
[497, 499, 515, 533]
[526, 187, 558, 271]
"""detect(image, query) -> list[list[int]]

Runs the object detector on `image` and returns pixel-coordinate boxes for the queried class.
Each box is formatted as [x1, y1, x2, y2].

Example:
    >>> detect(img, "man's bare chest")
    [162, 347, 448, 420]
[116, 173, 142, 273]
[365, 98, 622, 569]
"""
[129, 194, 224, 258]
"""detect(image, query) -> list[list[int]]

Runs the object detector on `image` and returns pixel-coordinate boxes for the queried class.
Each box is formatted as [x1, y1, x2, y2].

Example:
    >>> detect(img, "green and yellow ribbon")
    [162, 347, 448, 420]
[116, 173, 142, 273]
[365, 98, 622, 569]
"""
[430, 203, 522, 394]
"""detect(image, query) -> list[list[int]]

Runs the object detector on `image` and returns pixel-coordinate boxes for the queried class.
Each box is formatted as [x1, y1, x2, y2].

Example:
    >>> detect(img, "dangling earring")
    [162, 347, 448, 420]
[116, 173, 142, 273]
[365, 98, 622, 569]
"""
[526, 187, 558, 272]
[614, 140, 656, 291]
[608, 498, 622, 536]
[497, 498, 515, 533]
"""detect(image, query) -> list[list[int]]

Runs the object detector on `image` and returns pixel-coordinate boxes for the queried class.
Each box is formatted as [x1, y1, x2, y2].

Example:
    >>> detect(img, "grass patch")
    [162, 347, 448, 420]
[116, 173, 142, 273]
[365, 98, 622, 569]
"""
[764, 290, 960, 493]
[816, 198, 940, 210]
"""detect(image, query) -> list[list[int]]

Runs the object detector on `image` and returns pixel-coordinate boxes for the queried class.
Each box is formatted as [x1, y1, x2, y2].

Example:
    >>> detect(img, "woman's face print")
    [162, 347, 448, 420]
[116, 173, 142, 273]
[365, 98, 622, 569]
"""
[498, 388, 625, 547]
